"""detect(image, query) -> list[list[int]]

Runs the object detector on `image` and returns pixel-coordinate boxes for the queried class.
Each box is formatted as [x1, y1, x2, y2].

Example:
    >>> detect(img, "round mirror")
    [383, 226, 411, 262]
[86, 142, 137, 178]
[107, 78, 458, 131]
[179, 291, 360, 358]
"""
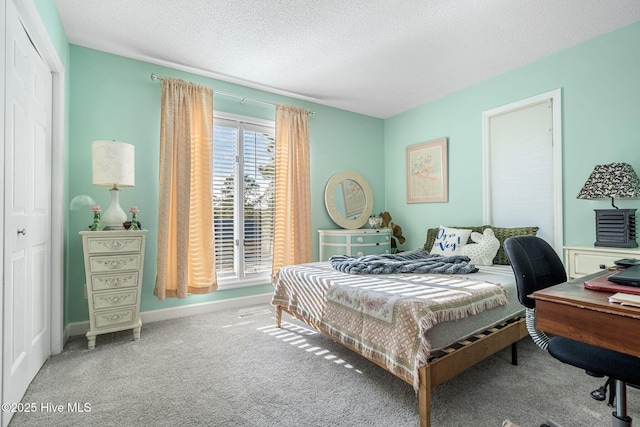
[324, 170, 373, 229]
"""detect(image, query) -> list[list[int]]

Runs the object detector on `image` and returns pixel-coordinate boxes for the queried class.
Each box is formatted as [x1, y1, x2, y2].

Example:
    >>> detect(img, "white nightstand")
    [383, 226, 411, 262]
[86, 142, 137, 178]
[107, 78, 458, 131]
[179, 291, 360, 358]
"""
[318, 228, 391, 261]
[564, 244, 640, 279]
[80, 230, 147, 349]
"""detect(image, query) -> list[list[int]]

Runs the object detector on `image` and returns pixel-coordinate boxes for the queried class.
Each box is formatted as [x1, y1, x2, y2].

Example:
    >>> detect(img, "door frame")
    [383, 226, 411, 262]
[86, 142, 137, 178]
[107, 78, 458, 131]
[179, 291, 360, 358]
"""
[481, 89, 563, 255]
[1, 0, 65, 365]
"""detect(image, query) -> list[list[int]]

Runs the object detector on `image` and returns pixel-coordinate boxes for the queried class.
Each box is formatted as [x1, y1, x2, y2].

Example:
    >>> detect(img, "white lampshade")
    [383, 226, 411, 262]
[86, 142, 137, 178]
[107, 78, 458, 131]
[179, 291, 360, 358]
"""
[92, 140, 135, 230]
[92, 140, 135, 187]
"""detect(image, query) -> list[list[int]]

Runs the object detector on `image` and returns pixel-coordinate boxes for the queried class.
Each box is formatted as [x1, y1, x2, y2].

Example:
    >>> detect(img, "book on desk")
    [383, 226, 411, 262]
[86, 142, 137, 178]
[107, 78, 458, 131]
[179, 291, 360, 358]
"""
[583, 270, 640, 296]
[608, 292, 640, 308]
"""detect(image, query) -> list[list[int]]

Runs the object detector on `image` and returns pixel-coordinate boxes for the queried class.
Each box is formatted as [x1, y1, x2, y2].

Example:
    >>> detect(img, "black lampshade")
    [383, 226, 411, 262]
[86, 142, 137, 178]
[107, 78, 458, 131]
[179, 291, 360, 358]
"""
[577, 162, 640, 248]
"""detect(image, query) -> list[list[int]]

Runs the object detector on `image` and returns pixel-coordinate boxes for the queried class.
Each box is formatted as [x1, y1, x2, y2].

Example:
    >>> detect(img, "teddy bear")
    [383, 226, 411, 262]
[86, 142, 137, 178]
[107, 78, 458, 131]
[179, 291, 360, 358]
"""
[379, 211, 405, 252]
[459, 228, 500, 266]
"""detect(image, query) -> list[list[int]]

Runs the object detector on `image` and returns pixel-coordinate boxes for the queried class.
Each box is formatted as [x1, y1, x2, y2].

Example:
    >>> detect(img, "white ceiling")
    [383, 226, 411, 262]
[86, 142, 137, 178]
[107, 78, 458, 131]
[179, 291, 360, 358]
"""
[55, 0, 640, 119]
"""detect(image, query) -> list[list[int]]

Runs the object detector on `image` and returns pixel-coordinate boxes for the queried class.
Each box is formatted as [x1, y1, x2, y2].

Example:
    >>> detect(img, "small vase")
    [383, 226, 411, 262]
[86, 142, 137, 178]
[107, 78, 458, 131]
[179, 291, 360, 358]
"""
[90, 212, 102, 231]
[129, 212, 140, 230]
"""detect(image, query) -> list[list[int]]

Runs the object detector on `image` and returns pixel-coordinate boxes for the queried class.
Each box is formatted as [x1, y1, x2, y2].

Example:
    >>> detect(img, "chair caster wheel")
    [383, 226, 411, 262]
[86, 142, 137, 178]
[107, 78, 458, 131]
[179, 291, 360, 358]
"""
[591, 386, 607, 401]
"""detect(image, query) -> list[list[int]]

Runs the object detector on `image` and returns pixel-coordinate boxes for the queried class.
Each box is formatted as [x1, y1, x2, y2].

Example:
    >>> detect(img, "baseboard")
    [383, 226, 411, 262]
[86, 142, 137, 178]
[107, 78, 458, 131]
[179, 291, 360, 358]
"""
[64, 292, 273, 338]
[141, 293, 273, 323]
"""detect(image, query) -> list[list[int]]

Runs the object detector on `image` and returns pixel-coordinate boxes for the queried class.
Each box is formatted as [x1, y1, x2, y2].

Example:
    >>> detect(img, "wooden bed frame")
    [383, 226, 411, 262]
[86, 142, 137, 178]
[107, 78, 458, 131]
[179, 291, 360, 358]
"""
[275, 305, 527, 427]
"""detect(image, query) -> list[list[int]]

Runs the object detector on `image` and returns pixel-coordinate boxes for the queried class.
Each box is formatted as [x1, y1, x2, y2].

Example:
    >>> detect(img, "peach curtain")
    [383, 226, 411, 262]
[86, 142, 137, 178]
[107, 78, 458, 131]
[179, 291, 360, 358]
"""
[272, 105, 312, 275]
[154, 78, 217, 300]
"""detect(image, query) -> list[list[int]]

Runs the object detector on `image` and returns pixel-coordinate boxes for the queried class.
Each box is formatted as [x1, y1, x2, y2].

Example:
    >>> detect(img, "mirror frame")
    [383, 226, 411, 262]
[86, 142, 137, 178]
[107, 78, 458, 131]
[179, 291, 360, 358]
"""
[324, 170, 374, 229]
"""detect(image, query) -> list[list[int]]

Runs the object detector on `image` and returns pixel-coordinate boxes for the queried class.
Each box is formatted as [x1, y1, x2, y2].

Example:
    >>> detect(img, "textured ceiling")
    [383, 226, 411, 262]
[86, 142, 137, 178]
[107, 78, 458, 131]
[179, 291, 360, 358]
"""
[55, 0, 640, 118]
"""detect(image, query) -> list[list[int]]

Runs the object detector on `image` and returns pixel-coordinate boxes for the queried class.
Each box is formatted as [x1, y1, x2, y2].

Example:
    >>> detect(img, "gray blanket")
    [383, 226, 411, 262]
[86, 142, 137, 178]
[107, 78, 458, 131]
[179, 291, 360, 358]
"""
[329, 249, 478, 275]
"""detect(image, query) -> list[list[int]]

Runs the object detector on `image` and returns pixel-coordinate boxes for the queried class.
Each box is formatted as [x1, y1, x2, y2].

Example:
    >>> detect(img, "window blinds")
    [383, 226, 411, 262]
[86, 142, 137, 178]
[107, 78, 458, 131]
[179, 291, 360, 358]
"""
[213, 117, 275, 283]
[488, 99, 554, 243]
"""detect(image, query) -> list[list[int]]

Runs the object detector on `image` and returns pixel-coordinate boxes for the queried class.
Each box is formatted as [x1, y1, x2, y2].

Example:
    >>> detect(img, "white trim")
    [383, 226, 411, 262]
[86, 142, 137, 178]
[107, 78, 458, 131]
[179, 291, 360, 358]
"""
[0, 5, 6, 418]
[10, 0, 66, 354]
[216, 275, 272, 290]
[65, 293, 274, 337]
[481, 89, 563, 256]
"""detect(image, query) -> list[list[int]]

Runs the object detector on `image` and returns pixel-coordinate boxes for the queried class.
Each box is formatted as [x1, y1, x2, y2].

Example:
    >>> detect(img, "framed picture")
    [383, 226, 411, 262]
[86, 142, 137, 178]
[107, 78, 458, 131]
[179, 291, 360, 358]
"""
[406, 137, 448, 203]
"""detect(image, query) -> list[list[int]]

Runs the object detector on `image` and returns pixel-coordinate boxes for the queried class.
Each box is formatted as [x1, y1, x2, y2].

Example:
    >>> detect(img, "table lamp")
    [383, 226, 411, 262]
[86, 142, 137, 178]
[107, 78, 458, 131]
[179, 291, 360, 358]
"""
[92, 140, 135, 230]
[577, 162, 640, 248]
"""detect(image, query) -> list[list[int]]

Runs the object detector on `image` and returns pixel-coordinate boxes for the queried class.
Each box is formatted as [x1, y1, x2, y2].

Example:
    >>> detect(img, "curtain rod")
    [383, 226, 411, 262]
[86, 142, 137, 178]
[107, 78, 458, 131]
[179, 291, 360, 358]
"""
[150, 73, 315, 115]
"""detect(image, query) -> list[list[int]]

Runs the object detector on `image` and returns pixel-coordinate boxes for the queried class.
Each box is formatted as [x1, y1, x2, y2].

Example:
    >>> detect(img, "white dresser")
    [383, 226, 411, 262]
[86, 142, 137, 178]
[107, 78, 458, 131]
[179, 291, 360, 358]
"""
[318, 228, 391, 261]
[564, 244, 640, 279]
[80, 230, 147, 349]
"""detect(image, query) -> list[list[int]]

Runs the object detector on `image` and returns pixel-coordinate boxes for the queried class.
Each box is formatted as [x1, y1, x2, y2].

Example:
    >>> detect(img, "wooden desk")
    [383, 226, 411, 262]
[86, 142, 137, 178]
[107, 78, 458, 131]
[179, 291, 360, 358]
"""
[531, 272, 640, 357]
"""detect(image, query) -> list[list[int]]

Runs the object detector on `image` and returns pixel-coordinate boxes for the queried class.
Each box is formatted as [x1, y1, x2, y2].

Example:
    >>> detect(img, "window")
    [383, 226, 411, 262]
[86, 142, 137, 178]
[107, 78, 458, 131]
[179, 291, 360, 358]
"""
[213, 113, 275, 288]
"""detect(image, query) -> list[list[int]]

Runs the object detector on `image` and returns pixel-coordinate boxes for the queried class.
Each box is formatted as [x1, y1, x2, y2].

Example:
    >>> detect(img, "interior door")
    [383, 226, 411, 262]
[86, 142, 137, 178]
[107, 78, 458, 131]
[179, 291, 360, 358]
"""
[482, 90, 563, 255]
[3, 1, 52, 423]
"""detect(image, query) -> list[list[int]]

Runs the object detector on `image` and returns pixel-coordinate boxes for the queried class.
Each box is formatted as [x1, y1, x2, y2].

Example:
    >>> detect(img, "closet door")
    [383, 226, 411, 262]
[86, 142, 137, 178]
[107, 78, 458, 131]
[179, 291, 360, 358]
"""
[3, 1, 53, 423]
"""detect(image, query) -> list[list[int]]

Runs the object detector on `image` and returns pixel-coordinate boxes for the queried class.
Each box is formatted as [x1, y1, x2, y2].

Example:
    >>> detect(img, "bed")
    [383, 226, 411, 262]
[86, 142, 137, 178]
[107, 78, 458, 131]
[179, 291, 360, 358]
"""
[271, 254, 528, 427]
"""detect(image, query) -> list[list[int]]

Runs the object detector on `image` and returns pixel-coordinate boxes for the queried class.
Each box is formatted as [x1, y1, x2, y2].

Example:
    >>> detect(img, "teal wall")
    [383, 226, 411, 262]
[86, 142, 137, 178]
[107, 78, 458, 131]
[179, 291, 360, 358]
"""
[65, 46, 384, 324]
[385, 20, 640, 251]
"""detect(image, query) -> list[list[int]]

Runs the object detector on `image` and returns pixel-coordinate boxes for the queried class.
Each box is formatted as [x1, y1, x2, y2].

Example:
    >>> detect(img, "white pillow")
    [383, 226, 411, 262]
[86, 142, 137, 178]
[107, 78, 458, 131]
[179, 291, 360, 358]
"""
[459, 228, 500, 266]
[430, 225, 472, 256]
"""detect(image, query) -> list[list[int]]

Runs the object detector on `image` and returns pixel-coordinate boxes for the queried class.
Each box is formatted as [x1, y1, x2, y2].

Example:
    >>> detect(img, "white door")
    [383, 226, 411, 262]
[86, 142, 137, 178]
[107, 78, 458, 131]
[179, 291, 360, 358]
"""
[3, 1, 52, 423]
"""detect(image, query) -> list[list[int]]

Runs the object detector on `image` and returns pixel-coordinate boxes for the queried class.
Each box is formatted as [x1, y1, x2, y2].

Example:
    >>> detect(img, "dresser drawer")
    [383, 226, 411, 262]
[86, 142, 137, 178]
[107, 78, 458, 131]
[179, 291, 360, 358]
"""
[349, 233, 390, 245]
[92, 289, 138, 310]
[321, 244, 348, 259]
[564, 245, 640, 279]
[91, 272, 139, 291]
[94, 307, 136, 328]
[89, 254, 142, 273]
[86, 236, 143, 254]
[568, 252, 618, 277]
[322, 234, 348, 245]
[352, 245, 391, 257]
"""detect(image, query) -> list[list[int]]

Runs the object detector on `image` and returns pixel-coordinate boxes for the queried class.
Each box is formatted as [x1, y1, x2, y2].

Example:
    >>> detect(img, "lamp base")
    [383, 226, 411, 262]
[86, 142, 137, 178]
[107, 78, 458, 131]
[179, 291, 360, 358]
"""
[594, 209, 637, 248]
[102, 187, 127, 230]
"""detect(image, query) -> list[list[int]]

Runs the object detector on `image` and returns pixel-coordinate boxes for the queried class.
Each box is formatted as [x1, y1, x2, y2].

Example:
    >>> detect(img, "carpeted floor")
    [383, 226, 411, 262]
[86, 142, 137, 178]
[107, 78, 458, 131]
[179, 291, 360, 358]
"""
[8, 305, 639, 427]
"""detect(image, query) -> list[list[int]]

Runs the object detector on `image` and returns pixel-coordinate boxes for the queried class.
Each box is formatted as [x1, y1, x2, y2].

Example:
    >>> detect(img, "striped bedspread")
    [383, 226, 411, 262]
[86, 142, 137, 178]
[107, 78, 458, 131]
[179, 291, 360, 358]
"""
[271, 262, 508, 390]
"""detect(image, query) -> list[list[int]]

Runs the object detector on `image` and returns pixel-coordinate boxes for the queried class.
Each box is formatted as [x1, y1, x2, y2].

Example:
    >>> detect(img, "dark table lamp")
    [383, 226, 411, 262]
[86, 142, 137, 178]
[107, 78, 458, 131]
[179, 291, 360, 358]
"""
[577, 162, 640, 248]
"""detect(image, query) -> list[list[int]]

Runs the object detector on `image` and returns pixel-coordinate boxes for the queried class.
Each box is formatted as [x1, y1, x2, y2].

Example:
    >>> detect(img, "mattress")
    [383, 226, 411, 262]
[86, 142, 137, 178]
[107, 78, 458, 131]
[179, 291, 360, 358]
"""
[424, 264, 523, 351]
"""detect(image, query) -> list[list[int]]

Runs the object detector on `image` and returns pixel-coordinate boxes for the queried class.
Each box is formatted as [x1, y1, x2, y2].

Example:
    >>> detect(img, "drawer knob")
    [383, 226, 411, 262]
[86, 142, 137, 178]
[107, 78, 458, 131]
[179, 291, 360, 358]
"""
[356, 251, 364, 256]
[17, 228, 26, 236]
[356, 237, 364, 243]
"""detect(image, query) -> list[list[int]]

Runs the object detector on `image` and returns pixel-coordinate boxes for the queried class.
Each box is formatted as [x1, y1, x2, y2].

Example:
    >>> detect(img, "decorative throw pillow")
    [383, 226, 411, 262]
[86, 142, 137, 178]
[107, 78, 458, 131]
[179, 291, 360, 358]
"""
[424, 225, 488, 252]
[460, 228, 500, 266]
[490, 226, 539, 265]
[430, 226, 473, 256]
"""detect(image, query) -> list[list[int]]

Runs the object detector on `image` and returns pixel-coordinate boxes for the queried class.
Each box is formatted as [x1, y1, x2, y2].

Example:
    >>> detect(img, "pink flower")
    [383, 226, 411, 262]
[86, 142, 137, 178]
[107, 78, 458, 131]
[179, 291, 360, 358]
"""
[91, 205, 101, 212]
[129, 206, 139, 213]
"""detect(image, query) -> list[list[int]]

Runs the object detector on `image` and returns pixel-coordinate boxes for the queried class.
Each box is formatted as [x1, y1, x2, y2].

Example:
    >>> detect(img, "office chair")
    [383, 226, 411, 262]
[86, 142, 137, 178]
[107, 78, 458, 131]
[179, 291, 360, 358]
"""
[504, 236, 640, 427]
